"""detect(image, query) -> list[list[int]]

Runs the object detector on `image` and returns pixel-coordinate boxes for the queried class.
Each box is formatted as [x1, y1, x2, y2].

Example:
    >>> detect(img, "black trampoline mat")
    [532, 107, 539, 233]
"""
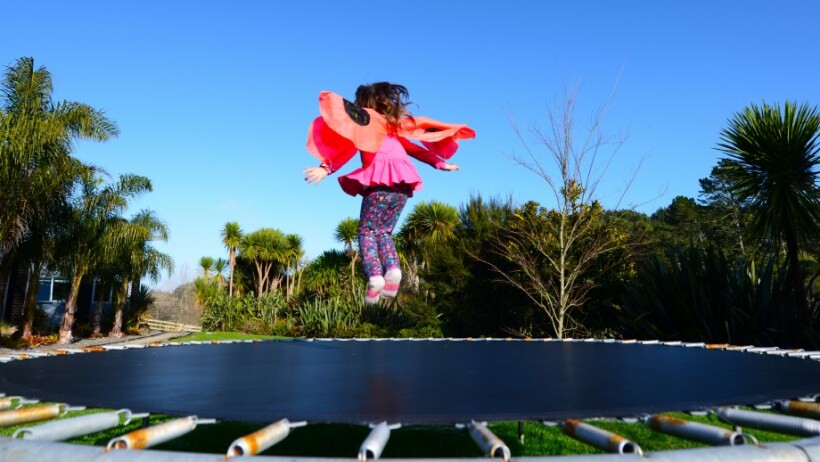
[1, 340, 819, 424]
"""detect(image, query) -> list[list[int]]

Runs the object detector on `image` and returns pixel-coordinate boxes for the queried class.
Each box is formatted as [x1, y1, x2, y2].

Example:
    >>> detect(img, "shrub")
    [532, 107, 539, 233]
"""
[297, 296, 361, 337]
[397, 324, 445, 338]
[200, 291, 289, 334]
[618, 245, 818, 348]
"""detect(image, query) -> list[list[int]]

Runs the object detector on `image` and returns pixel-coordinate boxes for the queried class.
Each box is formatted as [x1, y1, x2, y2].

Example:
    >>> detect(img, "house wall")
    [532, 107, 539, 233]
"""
[0, 265, 113, 329]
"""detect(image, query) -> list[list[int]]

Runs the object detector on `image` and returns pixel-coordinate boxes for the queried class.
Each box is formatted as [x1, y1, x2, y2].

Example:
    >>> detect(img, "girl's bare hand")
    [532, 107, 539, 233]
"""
[443, 163, 459, 171]
[304, 166, 329, 184]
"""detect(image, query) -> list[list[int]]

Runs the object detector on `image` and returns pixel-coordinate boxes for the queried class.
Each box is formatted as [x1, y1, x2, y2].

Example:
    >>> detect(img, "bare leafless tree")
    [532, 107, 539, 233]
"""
[486, 80, 641, 338]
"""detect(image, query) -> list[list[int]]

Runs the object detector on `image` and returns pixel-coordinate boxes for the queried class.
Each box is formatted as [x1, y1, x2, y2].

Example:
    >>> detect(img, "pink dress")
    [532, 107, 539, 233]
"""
[337, 136, 445, 197]
[305, 91, 476, 196]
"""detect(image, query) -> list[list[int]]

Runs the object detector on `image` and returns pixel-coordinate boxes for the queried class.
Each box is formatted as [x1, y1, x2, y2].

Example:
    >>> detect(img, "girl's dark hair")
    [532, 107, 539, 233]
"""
[355, 82, 411, 130]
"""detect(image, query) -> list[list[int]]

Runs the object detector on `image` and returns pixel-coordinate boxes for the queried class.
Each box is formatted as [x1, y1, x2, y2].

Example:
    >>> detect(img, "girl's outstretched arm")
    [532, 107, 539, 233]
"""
[399, 137, 449, 169]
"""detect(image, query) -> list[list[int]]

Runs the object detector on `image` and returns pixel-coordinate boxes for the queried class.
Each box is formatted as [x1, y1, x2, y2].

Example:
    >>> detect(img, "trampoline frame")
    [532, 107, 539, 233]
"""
[1, 337, 819, 461]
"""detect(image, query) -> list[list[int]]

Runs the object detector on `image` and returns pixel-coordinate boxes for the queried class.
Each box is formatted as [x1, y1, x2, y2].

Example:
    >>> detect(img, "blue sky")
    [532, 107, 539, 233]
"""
[4, 1, 819, 289]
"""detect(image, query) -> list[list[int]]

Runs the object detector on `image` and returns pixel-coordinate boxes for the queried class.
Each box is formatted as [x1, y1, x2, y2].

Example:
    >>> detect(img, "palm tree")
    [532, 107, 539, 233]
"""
[199, 256, 214, 285]
[221, 222, 242, 298]
[15, 220, 54, 340]
[398, 201, 459, 292]
[15, 158, 86, 339]
[403, 201, 460, 248]
[214, 258, 228, 290]
[56, 173, 151, 344]
[0, 57, 117, 316]
[239, 228, 287, 296]
[90, 275, 113, 338]
[89, 237, 122, 338]
[334, 217, 359, 294]
[284, 233, 304, 298]
[129, 210, 171, 309]
[110, 210, 173, 338]
[717, 101, 820, 334]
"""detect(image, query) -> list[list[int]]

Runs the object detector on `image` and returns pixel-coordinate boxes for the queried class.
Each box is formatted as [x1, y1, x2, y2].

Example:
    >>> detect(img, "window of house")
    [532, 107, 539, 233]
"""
[37, 276, 71, 302]
[36, 278, 52, 302]
[51, 278, 70, 301]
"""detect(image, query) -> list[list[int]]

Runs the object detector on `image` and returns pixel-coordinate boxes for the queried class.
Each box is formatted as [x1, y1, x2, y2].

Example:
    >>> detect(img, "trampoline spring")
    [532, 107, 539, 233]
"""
[226, 418, 306, 458]
[774, 400, 820, 420]
[787, 351, 820, 358]
[718, 407, 820, 436]
[0, 404, 66, 427]
[647, 414, 748, 446]
[11, 409, 137, 441]
[745, 347, 779, 353]
[724, 345, 753, 351]
[358, 422, 401, 461]
[106, 416, 203, 450]
[0, 396, 38, 411]
[80, 346, 107, 352]
[561, 419, 643, 455]
[765, 349, 803, 356]
[466, 421, 511, 462]
[59, 349, 86, 354]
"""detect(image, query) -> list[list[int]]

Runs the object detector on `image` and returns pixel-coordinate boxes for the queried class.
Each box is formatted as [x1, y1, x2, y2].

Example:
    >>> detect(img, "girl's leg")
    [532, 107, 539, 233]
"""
[359, 189, 386, 304]
[373, 189, 409, 298]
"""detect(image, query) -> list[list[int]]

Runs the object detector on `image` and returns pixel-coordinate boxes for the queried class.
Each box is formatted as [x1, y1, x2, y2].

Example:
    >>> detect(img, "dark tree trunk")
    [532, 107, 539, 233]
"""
[109, 281, 128, 338]
[20, 261, 42, 340]
[57, 273, 84, 344]
[783, 220, 810, 347]
[92, 282, 106, 338]
[129, 278, 141, 309]
[0, 253, 14, 322]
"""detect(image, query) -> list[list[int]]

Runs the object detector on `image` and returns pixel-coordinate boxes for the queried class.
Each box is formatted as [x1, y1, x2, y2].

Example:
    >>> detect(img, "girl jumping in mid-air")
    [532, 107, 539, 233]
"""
[304, 82, 475, 304]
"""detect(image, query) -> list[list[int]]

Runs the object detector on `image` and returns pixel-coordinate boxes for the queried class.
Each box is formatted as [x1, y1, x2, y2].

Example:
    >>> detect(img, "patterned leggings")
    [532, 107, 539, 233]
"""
[358, 187, 409, 277]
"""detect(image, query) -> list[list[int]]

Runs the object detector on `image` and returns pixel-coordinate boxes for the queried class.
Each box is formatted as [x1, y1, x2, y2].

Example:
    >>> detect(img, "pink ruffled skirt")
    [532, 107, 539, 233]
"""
[338, 137, 423, 197]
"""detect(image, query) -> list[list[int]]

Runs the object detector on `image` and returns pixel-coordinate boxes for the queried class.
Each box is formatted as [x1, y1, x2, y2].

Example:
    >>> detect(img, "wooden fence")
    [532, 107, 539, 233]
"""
[139, 316, 202, 333]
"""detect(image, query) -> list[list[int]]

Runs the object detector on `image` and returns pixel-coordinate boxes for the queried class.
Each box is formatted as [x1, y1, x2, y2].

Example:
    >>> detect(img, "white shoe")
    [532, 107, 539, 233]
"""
[365, 276, 385, 304]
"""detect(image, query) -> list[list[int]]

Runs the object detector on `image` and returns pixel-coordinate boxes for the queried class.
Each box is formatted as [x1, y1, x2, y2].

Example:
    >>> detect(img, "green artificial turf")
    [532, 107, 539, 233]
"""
[0, 405, 800, 457]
